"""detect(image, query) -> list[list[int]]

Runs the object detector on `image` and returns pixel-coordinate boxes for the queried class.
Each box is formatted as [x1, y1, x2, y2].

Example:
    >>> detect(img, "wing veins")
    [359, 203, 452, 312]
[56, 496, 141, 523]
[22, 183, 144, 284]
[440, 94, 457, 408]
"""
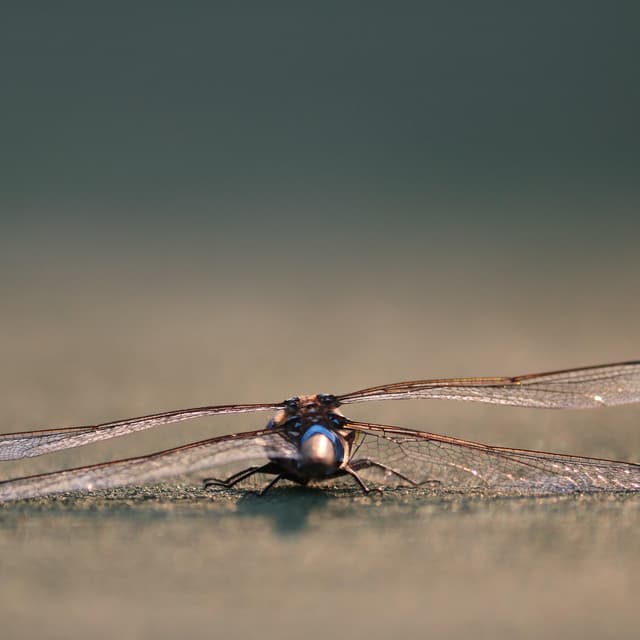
[0, 402, 281, 461]
[0, 427, 295, 503]
[338, 360, 640, 408]
[346, 420, 640, 491]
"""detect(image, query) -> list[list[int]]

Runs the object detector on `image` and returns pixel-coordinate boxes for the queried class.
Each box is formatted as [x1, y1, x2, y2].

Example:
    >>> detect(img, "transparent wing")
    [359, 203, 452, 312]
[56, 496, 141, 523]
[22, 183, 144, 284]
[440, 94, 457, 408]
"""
[0, 428, 297, 503]
[339, 361, 640, 409]
[0, 402, 281, 461]
[346, 421, 640, 494]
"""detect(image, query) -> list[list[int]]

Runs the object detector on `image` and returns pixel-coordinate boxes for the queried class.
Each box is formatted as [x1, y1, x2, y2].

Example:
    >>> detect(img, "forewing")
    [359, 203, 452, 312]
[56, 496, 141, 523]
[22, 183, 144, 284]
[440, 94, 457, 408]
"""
[339, 361, 640, 409]
[0, 402, 280, 461]
[0, 428, 297, 503]
[346, 421, 640, 494]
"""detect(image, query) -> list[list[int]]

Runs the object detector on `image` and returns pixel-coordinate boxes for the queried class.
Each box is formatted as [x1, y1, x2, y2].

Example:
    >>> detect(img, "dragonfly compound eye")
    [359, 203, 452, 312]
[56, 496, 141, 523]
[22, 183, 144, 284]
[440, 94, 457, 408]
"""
[283, 396, 300, 413]
[317, 393, 339, 407]
[298, 424, 344, 474]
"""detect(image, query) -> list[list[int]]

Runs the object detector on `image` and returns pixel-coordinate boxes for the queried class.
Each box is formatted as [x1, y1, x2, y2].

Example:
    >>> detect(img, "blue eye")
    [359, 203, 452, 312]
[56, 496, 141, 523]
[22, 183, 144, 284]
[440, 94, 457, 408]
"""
[300, 424, 344, 465]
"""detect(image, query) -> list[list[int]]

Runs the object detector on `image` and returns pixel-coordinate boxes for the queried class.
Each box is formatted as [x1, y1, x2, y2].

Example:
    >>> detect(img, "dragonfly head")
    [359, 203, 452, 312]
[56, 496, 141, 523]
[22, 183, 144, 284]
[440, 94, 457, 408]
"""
[282, 394, 340, 414]
[273, 394, 344, 431]
[298, 424, 344, 475]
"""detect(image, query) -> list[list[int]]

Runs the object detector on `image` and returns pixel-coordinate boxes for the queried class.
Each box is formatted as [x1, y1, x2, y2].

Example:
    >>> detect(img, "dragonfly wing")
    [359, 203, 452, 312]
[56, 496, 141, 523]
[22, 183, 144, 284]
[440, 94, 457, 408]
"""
[346, 421, 640, 493]
[0, 402, 281, 461]
[0, 428, 298, 503]
[339, 361, 640, 409]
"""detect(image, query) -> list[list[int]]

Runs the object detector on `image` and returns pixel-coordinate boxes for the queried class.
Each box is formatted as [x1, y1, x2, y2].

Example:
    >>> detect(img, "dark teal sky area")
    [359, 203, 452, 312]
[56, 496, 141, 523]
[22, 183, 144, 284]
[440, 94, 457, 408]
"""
[1, 1, 638, 213]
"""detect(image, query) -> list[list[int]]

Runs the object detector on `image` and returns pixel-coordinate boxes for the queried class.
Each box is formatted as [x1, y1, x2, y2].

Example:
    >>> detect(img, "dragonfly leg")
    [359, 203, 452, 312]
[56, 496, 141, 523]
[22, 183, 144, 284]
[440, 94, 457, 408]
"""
[350, 458, 421, 487]
[258, 474, 285, 495]
[203, 463, 280, 489]
[343, 465, 372, 494]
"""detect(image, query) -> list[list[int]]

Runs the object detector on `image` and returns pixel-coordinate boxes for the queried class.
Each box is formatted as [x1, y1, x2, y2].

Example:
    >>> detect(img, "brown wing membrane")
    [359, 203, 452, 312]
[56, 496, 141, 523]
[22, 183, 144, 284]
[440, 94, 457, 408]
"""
[0, 402, 281, 461]
[346, 420, 640, 493]
[0, 428, 298, 503]
[338, 361, 640, 409]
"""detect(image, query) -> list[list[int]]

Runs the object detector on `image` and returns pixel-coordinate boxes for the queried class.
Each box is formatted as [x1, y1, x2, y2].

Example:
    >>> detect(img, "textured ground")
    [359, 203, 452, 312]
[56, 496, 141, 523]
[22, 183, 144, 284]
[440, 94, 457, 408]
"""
[1, 486, 639, 640]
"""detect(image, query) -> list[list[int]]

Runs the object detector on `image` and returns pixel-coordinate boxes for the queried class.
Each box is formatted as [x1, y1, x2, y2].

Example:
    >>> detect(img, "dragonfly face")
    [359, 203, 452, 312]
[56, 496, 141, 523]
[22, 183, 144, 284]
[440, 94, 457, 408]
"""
[267, 394, 353, 482]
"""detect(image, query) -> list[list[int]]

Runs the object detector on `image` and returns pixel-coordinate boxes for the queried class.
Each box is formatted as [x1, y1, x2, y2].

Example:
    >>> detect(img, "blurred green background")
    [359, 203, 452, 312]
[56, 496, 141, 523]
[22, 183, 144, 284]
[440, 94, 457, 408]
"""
[1, 3, 639, 639]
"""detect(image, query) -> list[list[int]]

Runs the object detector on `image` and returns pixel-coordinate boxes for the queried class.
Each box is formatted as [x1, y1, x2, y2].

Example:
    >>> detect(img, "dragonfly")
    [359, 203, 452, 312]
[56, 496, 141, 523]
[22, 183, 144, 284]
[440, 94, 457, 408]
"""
[0, 361, 639, 503]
